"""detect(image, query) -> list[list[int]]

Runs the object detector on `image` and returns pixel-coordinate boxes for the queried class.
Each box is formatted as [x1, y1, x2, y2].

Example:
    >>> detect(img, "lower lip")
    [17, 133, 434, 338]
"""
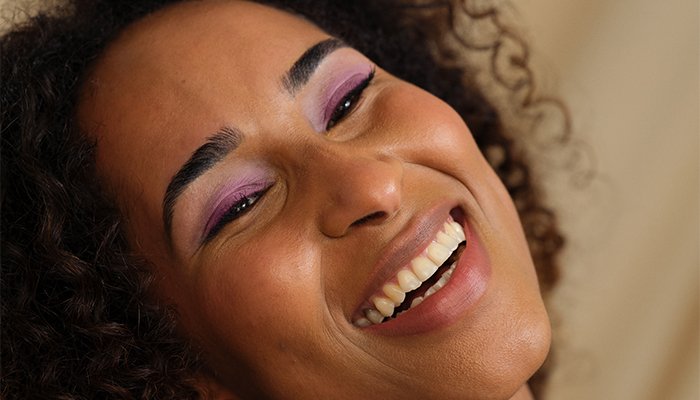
[366, 221, 491, 336]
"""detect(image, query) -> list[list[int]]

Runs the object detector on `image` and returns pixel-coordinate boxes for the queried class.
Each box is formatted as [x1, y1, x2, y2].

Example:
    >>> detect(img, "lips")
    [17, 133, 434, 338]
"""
[353, 217, 466, 327]
[350, 206, 491, 335]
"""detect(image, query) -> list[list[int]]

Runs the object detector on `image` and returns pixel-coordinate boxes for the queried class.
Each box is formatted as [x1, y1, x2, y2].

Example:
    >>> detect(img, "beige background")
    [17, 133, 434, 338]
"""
[518, 0, 699, 399]
[2, 0, 698, 399]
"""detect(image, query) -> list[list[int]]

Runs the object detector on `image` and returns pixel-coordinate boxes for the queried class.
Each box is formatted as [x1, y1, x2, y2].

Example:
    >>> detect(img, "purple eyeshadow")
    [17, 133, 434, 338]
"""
[322, 69, 372, 127]
[202, 166, 273, 239]
[308, 62, 373, 132]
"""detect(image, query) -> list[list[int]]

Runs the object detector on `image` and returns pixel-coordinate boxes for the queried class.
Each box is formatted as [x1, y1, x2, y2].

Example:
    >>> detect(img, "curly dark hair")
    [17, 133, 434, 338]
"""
[1, 0, 565, 398]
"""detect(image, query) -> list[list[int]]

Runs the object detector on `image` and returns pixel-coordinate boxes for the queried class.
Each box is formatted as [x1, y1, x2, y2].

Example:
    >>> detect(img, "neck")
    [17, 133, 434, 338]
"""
[510, 385, 534, 400]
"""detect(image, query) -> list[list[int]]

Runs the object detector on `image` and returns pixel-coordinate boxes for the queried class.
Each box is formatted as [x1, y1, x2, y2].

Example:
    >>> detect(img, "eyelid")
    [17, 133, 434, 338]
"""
[304, 59, 374, 132]
[326, 68, 375, 131]
[201, 177, 274, 244]
[322, 65, 375, 129]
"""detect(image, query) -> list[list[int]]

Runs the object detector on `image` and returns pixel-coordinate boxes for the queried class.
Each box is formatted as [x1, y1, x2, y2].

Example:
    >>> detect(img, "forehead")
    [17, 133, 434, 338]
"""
[95, 0, 326, 83]
[78, 0, 328, 215]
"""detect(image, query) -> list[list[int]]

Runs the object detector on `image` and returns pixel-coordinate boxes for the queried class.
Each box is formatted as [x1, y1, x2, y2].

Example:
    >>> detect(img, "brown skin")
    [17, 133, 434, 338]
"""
[78, 1, 550, 399]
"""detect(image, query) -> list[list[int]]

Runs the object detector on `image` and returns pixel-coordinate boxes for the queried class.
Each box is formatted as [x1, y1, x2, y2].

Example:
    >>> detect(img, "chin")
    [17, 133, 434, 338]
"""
[475, 296, 552, 399]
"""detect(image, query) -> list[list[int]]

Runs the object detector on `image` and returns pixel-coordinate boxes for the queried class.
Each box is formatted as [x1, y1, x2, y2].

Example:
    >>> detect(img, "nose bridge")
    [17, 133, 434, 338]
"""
[306, 142, 403, 238]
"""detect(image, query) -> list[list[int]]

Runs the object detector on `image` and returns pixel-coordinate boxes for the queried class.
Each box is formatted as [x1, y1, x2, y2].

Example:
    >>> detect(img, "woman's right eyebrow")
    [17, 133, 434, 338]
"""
[162, 126, 242, 243]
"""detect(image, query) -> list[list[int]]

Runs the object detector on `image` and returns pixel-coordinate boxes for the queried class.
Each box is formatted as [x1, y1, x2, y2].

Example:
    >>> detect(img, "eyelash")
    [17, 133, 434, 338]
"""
[202, 69, 375, 243]
[325, 68, 375, 131]
[204, 184, 272, 242]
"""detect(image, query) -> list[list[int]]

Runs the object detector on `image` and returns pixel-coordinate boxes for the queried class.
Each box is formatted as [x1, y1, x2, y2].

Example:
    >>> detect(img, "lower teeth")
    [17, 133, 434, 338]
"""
[395, 261, 457, 317]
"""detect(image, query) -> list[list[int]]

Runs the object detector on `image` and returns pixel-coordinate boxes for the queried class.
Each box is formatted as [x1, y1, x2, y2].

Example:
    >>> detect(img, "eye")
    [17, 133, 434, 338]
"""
[325, 68, 375, 130]
[204, 184, 272, 242]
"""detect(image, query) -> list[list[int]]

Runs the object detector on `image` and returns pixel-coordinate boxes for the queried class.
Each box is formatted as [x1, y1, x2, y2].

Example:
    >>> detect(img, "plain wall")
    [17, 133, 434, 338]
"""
[517, 0, 699, 399]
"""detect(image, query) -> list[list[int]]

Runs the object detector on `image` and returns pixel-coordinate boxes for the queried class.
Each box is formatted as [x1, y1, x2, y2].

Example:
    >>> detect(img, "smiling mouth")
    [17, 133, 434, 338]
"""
[353, 217, 466, 327]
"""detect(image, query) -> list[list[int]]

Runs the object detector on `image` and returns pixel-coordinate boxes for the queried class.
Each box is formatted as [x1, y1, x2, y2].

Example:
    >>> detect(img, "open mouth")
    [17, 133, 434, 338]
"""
[353, 216, 467, 327]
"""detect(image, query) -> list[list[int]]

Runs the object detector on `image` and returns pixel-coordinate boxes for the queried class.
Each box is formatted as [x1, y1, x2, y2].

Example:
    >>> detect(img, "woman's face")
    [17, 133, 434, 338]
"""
[79, 1, 550, 398]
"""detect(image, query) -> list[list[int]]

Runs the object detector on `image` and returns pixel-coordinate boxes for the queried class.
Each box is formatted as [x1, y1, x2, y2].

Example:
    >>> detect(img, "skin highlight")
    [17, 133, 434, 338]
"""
[77, 1, 550, 399]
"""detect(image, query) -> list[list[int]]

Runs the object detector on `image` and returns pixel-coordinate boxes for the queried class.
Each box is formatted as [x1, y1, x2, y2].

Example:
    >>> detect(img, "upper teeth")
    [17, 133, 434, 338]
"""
[353, 217, 466, 327]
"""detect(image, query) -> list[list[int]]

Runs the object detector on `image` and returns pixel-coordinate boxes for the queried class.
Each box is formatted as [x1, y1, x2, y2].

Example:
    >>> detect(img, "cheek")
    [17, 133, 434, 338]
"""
[373, 84, 490, 177]
[197, 237, 317, 336]
[182, 228, 330, 384]
[386, 85, 542, 292]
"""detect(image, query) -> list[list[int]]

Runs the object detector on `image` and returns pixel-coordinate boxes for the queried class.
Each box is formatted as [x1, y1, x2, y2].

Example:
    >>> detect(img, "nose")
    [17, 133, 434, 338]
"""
[315, 150, 403, 238]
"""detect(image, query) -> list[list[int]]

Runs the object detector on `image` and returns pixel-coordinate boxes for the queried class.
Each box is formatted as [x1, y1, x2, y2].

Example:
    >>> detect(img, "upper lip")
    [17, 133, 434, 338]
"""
[350, 201, 461, 320]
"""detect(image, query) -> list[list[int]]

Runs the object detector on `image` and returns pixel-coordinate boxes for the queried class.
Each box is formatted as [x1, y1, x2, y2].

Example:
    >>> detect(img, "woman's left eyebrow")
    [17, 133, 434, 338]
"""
[282, 38, 346, 96]
[162, 126, 242, 242]
[162, 39, 345, 246]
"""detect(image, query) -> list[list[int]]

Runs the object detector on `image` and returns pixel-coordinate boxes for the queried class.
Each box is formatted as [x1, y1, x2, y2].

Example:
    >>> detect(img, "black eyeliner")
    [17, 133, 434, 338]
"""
[202, 186, 272, 244]
[326, 67, 376, 130]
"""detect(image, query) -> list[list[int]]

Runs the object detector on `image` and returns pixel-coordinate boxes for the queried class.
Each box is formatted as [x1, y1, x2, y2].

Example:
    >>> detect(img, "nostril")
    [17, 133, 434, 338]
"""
[351, 211, 387, 227]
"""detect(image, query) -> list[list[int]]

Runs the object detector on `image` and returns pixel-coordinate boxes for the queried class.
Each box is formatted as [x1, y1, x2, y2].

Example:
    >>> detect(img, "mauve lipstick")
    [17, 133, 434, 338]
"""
[367, 221, 491, 335]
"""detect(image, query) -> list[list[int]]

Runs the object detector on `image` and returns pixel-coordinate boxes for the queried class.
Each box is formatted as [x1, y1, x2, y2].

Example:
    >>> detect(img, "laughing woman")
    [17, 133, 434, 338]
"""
[1, 0, 565, 399]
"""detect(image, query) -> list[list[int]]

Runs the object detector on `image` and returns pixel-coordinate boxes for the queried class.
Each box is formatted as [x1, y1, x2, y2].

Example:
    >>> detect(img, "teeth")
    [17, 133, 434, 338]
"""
[411, 257, 439, 281]
[382, 283, 406, 305]
[450, 221, 466, 241]
[424, 263, 455, 297]
[436, 231, 460, 251]
[372, 296, 395, 317]
[426, 241, 451, 266]
[443, 221, 460, 240]
[365, 308, 384, 324]
[397, 270, 421, 292]
[353, 216, 467, 328]
[410, 296, 424, 308]
[424, 282, 441, 298]
[443, 266, 454, 280]
[436, 270, 450, 286]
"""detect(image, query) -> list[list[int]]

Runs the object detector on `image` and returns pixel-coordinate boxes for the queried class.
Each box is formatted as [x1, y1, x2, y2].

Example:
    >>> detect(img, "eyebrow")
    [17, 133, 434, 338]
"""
[282, 38, 346, 95]
[162, 39, 345, 244]
[162, 126, 242, 240]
